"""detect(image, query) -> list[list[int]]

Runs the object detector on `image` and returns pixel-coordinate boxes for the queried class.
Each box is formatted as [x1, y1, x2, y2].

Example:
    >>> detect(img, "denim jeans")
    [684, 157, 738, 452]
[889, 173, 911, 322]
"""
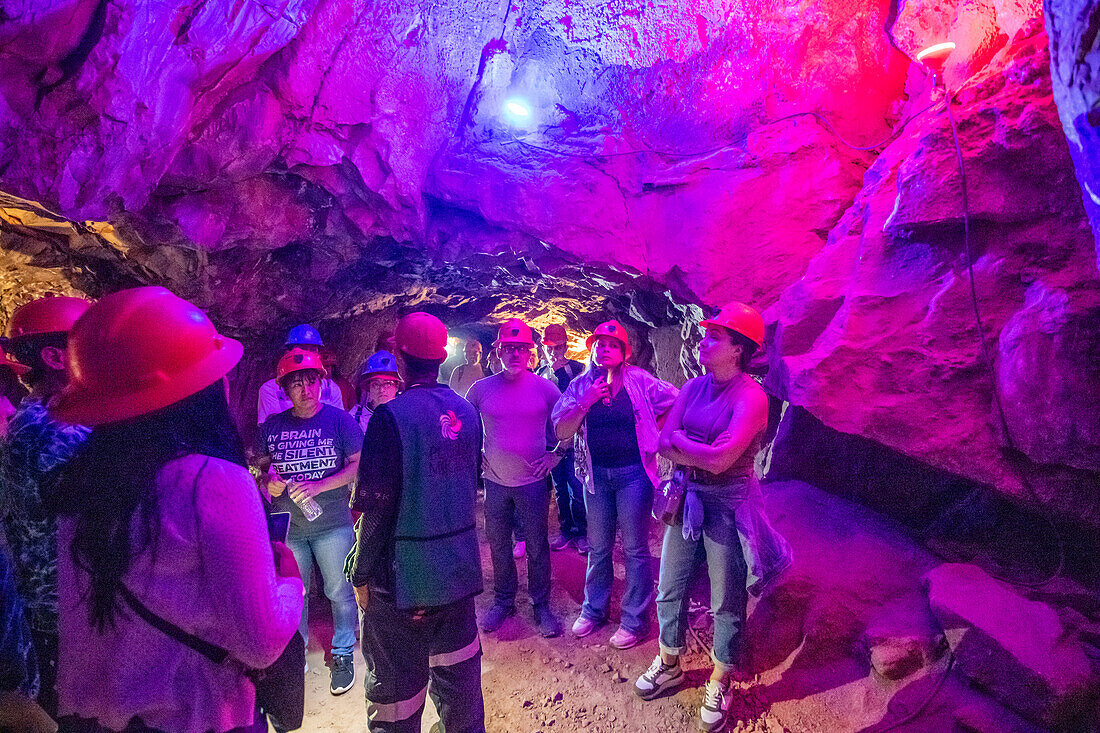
[484, 478, 552, 607]
[655, 493, 748, 666]
[580, 463, 653, 634]
[551, 449, 586, 538]
[288, 524, 358, 657]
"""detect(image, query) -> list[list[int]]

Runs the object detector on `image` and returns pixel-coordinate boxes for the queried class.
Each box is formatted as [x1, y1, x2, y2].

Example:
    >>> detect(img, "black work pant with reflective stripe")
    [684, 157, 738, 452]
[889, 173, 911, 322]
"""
[361, 593, 485, 733]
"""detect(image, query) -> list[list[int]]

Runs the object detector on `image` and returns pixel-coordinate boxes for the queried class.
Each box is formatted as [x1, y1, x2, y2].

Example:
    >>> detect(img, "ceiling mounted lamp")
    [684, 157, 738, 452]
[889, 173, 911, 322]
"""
[916, 42, 956, 87]
[502, 97, 533, 127]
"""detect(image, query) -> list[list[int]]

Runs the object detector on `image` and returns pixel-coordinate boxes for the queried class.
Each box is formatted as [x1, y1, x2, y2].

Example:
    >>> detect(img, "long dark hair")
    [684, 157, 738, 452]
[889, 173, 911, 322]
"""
[55, 380, 247, 630]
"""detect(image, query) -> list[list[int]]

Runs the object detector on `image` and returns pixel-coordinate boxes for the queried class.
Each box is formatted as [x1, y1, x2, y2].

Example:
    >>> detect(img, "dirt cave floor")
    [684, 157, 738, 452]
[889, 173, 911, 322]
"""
[286, 485, 970, 733]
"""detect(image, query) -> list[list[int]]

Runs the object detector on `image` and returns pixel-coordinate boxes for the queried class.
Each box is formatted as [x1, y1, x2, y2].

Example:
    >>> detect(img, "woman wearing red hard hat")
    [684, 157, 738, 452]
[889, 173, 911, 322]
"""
[49, 287, 304, 732]
[634, 301, 781, 733]
[552, 319, 678, 651]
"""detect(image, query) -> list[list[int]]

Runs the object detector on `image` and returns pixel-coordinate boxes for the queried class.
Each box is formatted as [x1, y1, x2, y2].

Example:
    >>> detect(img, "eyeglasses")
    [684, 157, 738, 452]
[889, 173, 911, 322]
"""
[500, 345, 532, 355]
[368, 379, 399, 390]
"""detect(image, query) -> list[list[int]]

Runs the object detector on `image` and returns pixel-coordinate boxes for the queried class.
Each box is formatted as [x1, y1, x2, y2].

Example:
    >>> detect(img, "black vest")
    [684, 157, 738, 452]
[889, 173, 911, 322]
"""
[385, 384, 483, 609]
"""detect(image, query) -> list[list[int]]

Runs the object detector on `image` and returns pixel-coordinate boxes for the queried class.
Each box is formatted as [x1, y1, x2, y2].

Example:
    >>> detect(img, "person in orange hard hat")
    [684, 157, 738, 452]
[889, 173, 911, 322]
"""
[346, 312, 485, 733]
[553, 320, 678, 651]
[635, 302, 773, 733]
[256, 325, 346, 425]
[48, 287, 302, 732]
[0, 295, 92, 717]
[467, 318, 566, 639]
[257, 347, 363, 697]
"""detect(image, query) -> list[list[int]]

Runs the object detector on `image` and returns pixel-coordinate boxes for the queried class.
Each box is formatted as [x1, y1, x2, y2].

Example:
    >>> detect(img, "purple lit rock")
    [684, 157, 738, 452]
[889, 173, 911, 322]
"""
[925, 563, 1097, 727]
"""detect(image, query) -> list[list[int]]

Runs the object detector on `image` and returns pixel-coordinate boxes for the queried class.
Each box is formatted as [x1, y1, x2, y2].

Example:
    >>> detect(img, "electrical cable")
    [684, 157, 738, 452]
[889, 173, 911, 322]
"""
[502, 103, 938, 161]
[943, 92, 1065, 589]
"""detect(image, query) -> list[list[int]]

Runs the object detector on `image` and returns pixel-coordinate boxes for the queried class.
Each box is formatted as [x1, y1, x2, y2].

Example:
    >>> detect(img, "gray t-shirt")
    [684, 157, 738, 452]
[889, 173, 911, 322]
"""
[466, 371, 561, 487]
[259, 405, 364, 538]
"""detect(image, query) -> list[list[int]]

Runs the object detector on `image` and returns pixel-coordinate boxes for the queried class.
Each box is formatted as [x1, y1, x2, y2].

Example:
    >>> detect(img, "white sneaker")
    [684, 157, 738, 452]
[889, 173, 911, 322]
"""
[572, 615, 598, 637]
[633, 655, 684, 700]
[698, 679, 732, 731]
[609, 626, 643, 649]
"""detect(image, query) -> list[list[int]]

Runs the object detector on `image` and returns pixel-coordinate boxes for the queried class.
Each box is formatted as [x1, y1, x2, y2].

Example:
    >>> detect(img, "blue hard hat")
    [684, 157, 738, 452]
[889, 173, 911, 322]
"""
[285, 324, 323, 347]
[359, 350, 399, 382]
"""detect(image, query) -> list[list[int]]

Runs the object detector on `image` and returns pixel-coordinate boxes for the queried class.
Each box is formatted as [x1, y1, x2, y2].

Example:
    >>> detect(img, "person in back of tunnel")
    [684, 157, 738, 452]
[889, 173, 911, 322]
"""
[467, 318, 566, 639]
[537, 323, 588, 555]
[447, 337, 484, 399]
[553, 320, 678, 651]
[633, 302, 771, 733]
[257, 347, 363, 697]
[345, 312, 485, 733]
[0, 295, 92, 718]
[351, 350, 402, 434]
[48, 287, 303, 732]
[256, 324, 347, 425]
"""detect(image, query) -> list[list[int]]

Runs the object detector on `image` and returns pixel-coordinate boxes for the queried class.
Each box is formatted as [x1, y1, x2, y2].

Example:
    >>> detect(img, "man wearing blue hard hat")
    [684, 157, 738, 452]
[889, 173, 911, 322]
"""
[351, 350, 401, 433]
[257, 325, 346, 424]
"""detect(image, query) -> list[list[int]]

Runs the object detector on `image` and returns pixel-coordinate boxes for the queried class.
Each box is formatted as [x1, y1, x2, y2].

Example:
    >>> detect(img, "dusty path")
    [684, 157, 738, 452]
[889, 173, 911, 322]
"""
[289, 499, 783, 733]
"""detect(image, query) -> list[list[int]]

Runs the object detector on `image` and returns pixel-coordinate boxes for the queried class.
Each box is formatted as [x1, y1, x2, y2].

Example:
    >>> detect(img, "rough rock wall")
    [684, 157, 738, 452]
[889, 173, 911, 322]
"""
[0, 0, 1098, 527]
[1045, 0, 1100, 268]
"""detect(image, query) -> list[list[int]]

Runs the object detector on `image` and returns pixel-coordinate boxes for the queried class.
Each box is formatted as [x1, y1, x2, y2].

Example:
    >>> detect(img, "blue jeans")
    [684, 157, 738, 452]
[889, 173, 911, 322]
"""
[484, 478, 552, 607]
[288, 524, 358, 657]
[655, 493, 748, 666]
[552, 449, 586, 538]
[581, 463, 653, 634]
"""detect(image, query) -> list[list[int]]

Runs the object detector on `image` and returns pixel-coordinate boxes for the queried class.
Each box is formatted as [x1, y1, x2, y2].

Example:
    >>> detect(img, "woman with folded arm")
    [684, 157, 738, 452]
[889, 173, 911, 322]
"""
[632, 302, 769, 733]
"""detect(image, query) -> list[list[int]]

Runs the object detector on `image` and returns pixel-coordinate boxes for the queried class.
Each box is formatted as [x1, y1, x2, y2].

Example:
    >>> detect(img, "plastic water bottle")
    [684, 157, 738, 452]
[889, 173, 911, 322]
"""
[287, 480, 323, 521]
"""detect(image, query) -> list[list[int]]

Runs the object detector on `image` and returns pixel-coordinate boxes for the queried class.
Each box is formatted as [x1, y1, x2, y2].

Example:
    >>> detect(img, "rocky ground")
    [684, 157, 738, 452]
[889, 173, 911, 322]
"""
[288, 481, 1099, 732]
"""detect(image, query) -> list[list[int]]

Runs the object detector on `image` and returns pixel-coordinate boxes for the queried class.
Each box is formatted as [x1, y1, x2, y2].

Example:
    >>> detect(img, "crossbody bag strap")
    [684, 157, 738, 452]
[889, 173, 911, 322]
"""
[118, 583, 232, 665]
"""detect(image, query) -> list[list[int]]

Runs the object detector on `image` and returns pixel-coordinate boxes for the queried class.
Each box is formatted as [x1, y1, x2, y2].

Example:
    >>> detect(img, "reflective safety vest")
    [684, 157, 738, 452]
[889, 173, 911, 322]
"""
[385, 384, 483, 609]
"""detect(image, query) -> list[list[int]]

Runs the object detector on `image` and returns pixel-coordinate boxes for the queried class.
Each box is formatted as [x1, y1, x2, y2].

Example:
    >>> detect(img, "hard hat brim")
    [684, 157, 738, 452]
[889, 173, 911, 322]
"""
[53, 338, 244, 426]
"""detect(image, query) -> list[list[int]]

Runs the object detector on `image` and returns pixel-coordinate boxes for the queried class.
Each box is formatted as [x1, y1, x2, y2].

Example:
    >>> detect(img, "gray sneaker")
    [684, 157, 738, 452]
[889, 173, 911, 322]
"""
[634, 655, 684, 700]
[698, 679, 732, 731]
[330, 654, 354, 695]
[480, 603, 515, 633]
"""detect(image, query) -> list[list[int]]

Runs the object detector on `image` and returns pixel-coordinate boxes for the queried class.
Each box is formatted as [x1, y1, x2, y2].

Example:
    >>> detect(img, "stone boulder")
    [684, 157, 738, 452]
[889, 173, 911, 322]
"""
[925, 562, 1098, 727]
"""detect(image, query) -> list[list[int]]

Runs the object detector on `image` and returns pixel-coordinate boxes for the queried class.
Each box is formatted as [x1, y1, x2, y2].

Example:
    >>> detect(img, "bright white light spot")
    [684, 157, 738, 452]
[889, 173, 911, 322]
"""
[503, 97, 533, 125]
[916, 42, 956, 63]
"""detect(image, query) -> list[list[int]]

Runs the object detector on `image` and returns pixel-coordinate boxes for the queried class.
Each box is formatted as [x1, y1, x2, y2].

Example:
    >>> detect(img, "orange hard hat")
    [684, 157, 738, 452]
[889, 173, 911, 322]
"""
[395, 312, 448, 360]
[52, 287, 243, 426]
[494, 318, 535, 347]
[586, 320, 631, 360]
[7, 295, 91, 340]
[699, 302, 764, 348]
[542, 324, 569, 347]
[276, 348, 328, 385]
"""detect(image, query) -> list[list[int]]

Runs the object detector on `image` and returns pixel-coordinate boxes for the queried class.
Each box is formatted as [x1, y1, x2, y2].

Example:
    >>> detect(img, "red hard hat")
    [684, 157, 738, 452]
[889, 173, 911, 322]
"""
[395, 312, 448, 360]
[586, 320, 631, 360]
[542, 324, 569, 347]
[276, 348, 328, 385]
[699, 302, 765, 348]
[494, 318, 535, 347]
[7, 295, 91, 340]
[52, 287, 243, 426]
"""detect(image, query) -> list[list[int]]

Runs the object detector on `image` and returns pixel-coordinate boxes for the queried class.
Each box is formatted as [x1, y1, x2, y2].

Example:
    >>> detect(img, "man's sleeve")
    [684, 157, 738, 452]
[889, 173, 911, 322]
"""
[257, 381, 278, 425]
[321, 379, 347, 411]
[347, 406, 401, 587]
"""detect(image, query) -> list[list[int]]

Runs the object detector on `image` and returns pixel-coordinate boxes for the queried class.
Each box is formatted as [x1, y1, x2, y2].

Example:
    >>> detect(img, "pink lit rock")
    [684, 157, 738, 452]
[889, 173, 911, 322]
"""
[925, 563, 1097, 727]
[766, 24, 1100, 527]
